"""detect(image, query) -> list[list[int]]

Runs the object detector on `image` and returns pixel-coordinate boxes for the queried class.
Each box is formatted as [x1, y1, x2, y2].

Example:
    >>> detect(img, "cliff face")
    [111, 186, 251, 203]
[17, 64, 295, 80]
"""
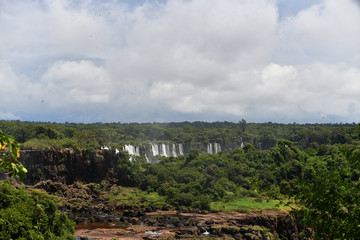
[17, 149, 116, 185]
[2, 144, 223, 185]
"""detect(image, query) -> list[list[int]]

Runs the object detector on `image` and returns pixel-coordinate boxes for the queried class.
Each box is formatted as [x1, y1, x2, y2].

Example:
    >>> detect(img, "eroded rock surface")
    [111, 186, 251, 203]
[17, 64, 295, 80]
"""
[16, 149, 118, 185]
[30, 181, 303, 240]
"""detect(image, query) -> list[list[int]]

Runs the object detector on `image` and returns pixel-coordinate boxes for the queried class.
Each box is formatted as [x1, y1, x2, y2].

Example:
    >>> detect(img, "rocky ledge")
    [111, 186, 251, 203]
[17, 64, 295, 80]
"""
[30, 180, 305, 240]
[74, 210, 300, 240]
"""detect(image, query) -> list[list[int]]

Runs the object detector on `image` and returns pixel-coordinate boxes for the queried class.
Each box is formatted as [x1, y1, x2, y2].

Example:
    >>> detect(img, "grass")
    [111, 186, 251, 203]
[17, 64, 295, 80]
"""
[106, 187, 291, 212]
[210, 197, 291, 212]
[105, 185, 168, 209]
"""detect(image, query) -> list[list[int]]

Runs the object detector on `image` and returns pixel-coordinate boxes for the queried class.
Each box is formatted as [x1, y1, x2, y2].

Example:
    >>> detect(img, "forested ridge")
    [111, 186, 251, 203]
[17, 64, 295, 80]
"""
[0, 120, 357, 151]
[1, 120, 360, 239]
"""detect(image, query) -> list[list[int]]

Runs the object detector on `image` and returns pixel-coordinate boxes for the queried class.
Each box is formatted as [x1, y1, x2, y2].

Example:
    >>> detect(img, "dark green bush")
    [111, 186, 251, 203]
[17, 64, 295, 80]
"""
[0, 181, 75, 240]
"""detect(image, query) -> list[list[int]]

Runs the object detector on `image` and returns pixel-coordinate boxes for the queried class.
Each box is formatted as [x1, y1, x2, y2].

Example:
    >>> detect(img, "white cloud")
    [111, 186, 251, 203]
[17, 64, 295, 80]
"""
[0, 112, 20, 120]
[294, 0, 360, 49]
[0, 63, 18, 94]
[41, 60, 113, 107]
[0, 0, 359, 123]
[119, 0, 278, 70]
[0, 0, 115, 62]
[257, 64, 299, 97]
[276, 0, 360, 64]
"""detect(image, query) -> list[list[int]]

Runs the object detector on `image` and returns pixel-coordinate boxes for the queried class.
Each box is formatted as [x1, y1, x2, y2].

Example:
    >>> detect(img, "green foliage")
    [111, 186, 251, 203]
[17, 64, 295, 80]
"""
[22, 138, 79, 150]
[0, 181, 75, 240]
[210, 198, 290, 212]
[3, 120, 360, 238]
[122, 139, 310, 210]
[0, 120, 358, 151]
[105, 185, 167, 208]
[0, 129, 27, 180]
[290, 144, 360, 239]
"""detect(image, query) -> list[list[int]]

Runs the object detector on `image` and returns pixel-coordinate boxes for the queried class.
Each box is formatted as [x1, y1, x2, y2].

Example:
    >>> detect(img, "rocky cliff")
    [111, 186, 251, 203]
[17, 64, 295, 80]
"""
[15, 149, 117, 185]
[2, 143, 225, 185]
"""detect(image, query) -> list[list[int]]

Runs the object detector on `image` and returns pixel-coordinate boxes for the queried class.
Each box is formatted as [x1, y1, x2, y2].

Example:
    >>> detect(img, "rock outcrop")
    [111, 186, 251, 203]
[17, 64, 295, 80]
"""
[15, 149, 117, 185]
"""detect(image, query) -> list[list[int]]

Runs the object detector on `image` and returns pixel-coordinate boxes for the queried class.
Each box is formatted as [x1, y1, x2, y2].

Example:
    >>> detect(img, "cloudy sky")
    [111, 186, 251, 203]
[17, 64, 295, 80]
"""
[0, 0, 359, 123]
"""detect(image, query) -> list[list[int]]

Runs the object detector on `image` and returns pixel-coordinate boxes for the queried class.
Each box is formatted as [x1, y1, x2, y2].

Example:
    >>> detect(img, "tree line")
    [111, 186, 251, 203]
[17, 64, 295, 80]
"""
[0, 120, 358, 151]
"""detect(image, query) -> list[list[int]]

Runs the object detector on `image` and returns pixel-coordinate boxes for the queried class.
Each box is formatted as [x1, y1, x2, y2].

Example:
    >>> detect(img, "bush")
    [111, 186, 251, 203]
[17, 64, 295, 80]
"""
[0, 181, 75, 240]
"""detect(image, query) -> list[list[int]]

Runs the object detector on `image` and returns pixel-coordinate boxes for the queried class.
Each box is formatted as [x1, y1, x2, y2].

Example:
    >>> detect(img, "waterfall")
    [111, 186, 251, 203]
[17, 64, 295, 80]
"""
[207, 143, 213, 154]
[214, 143, 221, 154]
[151, 143, 159, 156]
[124, 144, 139, 156]
[124, 144, 132, 154]
[160, 143, 170, 157]
[166, 144, 170, 156]
[121, 142, 188, 163]
[207, 143, 221, 154]
[179, 144, 184, 155]
[172, 143, 177, 157]
[135, 146, 140, 156]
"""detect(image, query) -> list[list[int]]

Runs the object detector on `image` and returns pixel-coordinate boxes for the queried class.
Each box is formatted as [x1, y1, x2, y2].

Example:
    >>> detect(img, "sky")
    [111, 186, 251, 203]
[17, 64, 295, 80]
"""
[0, 0, 359, 123]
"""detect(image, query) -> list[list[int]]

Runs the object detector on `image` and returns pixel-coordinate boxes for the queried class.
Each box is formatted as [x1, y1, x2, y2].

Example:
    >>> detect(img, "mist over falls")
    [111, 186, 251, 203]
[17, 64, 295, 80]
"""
[120, 142, 222, 163]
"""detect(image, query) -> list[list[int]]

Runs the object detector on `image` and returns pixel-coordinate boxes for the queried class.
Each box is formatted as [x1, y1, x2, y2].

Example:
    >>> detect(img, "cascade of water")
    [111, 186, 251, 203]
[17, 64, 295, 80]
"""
[207, 143, 221, 154]
[172, 144, 177, 157]
[179, 144, 184, 155]
[166, 144, 170, 156]
[214, 143, 221, 154]
[123, 144, 140, 156]
[124, 144, 134, 155]
[151, 143, 159, 156]
[160, 143, 169, 157]
[207, 143, 213, 154]
[135, 146, 140, 156]
[160, 144, 164, 156]
[145, 154, 150, 163]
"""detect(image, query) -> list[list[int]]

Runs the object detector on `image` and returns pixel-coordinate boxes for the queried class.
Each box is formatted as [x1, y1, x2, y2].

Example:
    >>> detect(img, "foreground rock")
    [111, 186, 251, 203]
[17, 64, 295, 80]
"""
[74, 210, 300, 239]
[30, 180, 304, 239]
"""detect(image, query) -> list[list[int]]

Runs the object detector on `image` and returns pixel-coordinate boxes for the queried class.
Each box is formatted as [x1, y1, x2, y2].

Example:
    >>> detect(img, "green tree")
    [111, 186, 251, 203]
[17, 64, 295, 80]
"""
[291, 145, 360, 239]
[0, 181, 75, 239]
[0, 129, 27, 180]
[239, 118, 247, 132]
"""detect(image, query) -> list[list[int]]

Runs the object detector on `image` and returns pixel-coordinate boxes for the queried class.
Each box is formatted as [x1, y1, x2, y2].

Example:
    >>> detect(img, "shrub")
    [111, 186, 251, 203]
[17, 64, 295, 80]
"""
[0, 181, 75, 240]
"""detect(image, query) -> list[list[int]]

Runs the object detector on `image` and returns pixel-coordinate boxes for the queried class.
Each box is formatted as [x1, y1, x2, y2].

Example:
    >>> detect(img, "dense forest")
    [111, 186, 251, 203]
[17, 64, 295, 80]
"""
[109, 138, 360, 238]
[1, 120, 360, 239]
[0, 120, 357, 151]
